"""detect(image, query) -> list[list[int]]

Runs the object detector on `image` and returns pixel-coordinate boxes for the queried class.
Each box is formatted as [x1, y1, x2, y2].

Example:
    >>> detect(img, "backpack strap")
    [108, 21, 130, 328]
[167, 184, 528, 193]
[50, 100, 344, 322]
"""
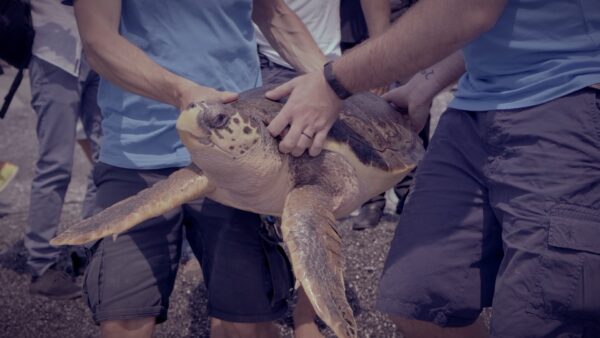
[0, 67, 24, 119]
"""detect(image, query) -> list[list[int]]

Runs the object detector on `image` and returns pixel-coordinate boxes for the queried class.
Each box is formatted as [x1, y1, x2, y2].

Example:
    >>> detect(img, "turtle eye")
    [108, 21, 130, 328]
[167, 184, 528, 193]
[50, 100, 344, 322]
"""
[186, 102, 197, 110]
[208, 113, 230, 129]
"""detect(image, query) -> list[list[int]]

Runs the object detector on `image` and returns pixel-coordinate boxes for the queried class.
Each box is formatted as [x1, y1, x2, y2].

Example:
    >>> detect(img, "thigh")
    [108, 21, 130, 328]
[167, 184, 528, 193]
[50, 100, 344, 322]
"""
[488, 88, 600, 337]
[28, 56, 79, 164]
[376, 109, 503, 327]
[84, 163, 184, 324]
[183, 199, 292, 323]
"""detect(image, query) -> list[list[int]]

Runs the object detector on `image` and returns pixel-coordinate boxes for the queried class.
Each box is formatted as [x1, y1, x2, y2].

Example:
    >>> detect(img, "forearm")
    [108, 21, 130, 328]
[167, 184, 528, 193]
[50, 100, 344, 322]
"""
[360, 0, 390, 38]
[74, 0, 193, 108]
[253, 0, 326, 73]
[334, 0, 506, 93]
[82, 36, 190, 108]
[411, 50, 465, 99]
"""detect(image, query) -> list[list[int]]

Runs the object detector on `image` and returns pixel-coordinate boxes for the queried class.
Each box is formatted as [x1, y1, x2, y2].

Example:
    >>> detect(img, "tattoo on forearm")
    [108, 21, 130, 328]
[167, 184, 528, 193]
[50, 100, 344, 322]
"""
[420, 69, 434, 80]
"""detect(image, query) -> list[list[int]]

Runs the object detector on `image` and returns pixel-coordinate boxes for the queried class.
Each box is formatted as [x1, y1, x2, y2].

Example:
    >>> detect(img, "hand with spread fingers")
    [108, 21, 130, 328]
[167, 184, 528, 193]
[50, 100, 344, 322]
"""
[266, 71, 343, 157]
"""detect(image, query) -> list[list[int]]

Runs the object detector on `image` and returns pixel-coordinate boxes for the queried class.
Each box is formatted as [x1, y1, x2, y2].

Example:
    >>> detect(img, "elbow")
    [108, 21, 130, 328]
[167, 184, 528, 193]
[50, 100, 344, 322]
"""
[468, 1, 506, 36]
[79, 34, 108, 71]
[81, 39, 100, 71]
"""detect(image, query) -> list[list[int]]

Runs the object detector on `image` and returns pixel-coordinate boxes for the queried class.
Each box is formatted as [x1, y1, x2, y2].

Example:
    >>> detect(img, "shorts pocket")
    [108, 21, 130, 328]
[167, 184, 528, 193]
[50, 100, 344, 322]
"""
[589, 89, 600, 145]
[529, 204, 600, 320]
[83, 241, 104, 318]
[261, 241, 293, 307]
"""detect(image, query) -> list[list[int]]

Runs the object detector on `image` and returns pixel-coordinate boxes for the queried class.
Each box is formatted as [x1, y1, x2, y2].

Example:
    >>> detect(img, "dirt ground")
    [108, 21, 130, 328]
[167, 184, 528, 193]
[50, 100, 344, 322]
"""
[0, 66, 476, 338]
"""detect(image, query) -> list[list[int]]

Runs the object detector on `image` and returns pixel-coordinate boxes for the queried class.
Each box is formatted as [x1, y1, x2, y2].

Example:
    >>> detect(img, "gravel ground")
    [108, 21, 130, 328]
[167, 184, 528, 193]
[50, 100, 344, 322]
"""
[0, 67, 485, 338]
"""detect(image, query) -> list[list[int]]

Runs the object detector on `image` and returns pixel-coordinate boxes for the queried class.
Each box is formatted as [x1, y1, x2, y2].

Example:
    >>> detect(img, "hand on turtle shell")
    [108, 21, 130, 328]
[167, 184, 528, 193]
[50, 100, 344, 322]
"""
[266, 71, 342, 157]
[176, 78, 238, 111]
[382, 82, 431, 133]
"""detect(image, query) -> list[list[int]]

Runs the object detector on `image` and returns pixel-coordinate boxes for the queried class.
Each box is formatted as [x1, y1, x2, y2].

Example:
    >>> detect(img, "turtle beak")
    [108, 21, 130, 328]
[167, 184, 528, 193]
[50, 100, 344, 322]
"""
[176, 102, 211, 142]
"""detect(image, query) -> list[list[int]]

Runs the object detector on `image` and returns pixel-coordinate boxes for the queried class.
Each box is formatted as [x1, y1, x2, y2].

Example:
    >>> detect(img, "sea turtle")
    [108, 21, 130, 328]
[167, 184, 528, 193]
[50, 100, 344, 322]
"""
[50, 86, 424, 338]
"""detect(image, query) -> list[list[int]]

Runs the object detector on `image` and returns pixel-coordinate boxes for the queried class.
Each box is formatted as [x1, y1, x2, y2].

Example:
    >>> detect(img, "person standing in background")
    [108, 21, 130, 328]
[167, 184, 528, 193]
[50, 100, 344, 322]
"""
[26, 0, 101, 299]
[255, 2, 341, 336]
[257, 0, 342, 86]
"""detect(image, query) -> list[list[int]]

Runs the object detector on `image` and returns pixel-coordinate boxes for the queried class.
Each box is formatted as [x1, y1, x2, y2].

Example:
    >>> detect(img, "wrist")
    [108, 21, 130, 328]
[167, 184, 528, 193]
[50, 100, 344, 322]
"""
[411, 71, 442, 101]
[323, 61, 353, 100]
[173, 77, 197, 110]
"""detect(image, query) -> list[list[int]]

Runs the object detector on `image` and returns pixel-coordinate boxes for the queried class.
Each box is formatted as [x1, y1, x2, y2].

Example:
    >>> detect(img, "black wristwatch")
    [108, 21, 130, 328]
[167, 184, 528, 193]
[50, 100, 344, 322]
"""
[323, 61, 353, 100]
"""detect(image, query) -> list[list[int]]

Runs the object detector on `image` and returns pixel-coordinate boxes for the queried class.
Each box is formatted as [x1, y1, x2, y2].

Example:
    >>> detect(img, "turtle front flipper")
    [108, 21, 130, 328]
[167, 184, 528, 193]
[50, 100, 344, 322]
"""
[50, 166, 215, 246]
[281, 186, 357, 338]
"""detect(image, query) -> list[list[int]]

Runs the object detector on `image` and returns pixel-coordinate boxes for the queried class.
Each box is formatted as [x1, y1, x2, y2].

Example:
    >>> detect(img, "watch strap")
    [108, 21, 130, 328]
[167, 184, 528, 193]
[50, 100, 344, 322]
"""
[323, 61, 352, 100]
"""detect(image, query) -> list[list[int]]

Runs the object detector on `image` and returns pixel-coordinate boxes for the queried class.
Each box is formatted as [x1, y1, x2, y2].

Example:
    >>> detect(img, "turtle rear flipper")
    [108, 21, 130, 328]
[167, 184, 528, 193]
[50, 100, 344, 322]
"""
[50, 166, 215, 246]
[281, 186, 357, 338]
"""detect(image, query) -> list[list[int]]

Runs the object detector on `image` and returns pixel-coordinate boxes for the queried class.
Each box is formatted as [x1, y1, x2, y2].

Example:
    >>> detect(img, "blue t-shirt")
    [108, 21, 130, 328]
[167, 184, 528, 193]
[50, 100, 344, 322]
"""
[98, 0, 261, 169]
[450, 0, 600, 111]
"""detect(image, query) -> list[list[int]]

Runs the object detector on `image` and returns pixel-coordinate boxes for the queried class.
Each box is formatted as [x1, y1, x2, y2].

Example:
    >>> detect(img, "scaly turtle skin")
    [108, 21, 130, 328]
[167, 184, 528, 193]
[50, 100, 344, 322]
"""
[51, 86, 424, 338]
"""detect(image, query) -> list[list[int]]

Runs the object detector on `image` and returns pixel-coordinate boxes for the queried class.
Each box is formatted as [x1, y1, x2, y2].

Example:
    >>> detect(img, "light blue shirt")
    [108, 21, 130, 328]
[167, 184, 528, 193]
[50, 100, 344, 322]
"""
[450, 0, 600, 111]
[98, 0, 261, 169]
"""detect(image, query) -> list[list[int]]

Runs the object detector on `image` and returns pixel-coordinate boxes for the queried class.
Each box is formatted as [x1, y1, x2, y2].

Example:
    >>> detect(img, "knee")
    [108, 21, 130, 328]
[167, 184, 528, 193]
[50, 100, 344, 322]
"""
[100, 318, 155, 338]
[391, 316, 427, 337]
[389, 315, 488, 338]
[211, 318, 279, 338]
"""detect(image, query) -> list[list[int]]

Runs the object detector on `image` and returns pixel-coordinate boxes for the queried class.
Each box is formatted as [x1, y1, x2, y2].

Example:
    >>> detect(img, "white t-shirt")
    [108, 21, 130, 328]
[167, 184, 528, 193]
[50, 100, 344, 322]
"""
[254, 0, 341, 70]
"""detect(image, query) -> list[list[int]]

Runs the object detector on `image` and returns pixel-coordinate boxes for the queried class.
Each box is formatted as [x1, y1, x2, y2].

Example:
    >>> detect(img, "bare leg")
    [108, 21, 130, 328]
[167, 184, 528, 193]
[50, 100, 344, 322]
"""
[391, 315, 488, 338]
[100, 318, 155, 338]
[293, 286, 324, 338]
[211, 318, 281, 338]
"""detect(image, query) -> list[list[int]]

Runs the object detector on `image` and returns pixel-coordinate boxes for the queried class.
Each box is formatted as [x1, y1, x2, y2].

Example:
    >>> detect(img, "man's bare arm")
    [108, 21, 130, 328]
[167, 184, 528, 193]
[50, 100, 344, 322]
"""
[411, 50, 465, 100]
[266, 0, 506, 157]
[383, 50, 465, 132]
[361, 0, 390, 39]
[74, 0, 236, 110]
[335, 0, 505, 93]
[360, 0, 391, 95]
[252, 0, 327, 73]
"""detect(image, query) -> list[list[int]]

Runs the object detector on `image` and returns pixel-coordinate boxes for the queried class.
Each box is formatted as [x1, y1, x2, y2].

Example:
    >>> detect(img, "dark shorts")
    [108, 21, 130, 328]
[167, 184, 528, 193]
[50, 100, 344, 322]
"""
[259, 53, 298, 86]
[376, 87, 600, 337]
[83, 163, 293, 324]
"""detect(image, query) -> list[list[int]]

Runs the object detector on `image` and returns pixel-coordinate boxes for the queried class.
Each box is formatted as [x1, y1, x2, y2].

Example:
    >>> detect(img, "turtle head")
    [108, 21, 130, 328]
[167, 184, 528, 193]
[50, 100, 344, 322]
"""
[177, 101, 266, 160]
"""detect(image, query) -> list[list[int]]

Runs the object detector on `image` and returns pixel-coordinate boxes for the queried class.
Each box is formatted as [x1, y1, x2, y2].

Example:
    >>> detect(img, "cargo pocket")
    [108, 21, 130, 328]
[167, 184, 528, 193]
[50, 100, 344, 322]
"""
[82, 240, 104, 322]
[261, 240, 294, 308]
[529, 204, 600, 320]
[588, 88, 600, 146]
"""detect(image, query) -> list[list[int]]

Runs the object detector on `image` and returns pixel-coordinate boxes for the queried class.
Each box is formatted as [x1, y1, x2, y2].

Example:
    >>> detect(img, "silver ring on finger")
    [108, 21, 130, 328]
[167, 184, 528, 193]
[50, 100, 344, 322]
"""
[301, 131, 313, 140]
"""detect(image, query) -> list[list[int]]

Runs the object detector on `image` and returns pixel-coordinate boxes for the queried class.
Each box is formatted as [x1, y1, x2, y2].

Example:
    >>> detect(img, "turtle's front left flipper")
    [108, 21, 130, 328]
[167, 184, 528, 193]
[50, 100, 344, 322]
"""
[50, 166, 215, 246]
[281, 186, 357, 338]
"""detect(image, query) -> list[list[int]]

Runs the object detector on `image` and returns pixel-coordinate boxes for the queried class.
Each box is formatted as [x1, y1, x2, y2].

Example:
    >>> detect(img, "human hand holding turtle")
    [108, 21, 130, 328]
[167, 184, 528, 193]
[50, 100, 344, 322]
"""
[382, 79, 433, 134]
[175, 77, 239, 111]
[266, 71, 342, 157]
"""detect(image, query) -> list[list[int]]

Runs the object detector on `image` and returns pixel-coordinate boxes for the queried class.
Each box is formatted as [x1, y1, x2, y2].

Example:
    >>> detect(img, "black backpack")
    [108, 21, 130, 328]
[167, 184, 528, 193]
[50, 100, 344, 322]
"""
[0, 0, 35, 119]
